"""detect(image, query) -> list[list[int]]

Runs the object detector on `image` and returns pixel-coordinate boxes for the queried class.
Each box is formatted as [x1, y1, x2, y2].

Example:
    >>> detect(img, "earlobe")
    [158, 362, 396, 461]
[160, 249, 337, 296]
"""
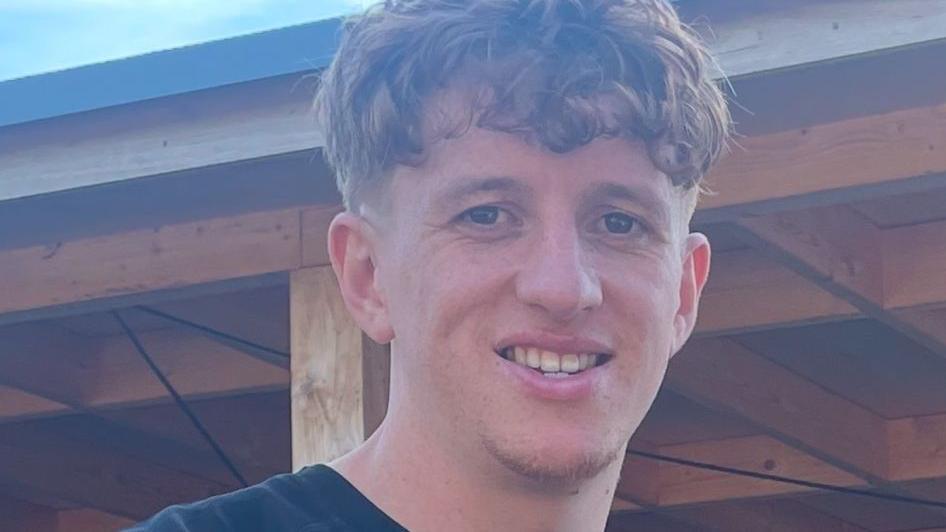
[670, 232, 711, 356]
[328, 212, 395, 344]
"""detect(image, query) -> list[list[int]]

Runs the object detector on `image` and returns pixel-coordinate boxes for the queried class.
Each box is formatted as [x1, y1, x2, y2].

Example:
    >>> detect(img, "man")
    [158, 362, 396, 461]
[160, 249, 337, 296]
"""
[132, 0, 729, 530]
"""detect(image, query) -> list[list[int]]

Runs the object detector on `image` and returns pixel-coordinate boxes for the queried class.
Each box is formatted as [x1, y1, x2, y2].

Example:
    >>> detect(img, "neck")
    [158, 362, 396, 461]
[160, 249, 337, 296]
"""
[330, 401, 624, 532]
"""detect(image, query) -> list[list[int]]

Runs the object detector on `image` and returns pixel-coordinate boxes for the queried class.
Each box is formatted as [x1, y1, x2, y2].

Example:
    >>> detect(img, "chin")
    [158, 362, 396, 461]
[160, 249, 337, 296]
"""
[481, 432, 622, 486]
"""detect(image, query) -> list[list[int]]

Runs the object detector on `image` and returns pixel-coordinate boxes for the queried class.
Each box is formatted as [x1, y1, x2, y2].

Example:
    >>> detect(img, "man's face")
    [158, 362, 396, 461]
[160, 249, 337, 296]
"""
[365, 124, 707, 484]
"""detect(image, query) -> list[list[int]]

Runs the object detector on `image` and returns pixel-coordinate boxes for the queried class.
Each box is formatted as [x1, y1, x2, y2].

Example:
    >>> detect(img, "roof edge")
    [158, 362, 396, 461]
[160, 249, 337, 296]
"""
[0, 17, 342, 128]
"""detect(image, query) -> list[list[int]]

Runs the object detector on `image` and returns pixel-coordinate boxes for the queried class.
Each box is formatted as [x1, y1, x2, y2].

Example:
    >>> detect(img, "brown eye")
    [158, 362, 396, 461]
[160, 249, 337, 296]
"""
[464, 206, 500, 225]
[602, 212, 636, 234]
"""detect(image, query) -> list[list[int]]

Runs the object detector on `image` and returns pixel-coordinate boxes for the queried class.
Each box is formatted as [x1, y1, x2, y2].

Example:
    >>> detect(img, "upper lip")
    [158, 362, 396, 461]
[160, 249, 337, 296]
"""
[495, 331, 613, 355]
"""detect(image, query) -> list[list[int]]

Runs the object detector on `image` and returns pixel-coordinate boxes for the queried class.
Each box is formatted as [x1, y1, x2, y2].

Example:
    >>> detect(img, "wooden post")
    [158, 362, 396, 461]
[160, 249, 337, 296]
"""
[290, 266, 390, 470]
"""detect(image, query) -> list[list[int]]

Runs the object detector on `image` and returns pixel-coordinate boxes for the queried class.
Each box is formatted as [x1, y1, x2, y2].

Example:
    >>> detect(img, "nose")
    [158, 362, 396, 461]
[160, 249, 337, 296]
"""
[514, 223, 603, 322]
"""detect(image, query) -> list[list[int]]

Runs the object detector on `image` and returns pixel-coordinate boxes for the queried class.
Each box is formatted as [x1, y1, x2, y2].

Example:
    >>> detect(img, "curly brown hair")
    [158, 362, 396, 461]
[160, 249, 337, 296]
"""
[315, 0, 731, 210]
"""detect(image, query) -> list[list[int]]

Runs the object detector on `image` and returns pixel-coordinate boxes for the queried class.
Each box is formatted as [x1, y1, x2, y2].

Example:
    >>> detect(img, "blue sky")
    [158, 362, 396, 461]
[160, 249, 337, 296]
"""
[0, 0, 369, 81]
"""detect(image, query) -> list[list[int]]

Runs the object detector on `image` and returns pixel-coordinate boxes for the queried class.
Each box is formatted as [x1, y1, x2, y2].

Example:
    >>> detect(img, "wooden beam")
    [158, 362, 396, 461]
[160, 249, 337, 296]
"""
[732, 206, 883, 306]
[17, 413, 248, 494]
[607, 510, 702, 532]
[55, 509, 134, 532]
[884, 219, 946, 311]
[301, 205, 342, 267]
[684, 0, 946, 79]
[103, 391, 292, 486]
[620, 417, 946, 509]
[0, 386, 67, 422]
[666, 337, 889, 481]
[700, 102, 946, 213]
[148, 285, 291, 358]
[0, 498, 58, 532]
[0, 207, 303, 317]
[668, 498, 869, 532]
[0, 76, 321, 203]
[627, 434, 865, 507]
[0, 322, 94, 409]
[731, 207, 946, 360]
[695, 215, 946, 341]
[0, 321, 288, 422]
[0, 422, 229, 520]
[0, 204, 342, 326]
[887, 412, 946, 483]
[695, 249, 858, 335]
[616, 440, 661, 506]
[85, 327, 288, 409]
[290, 266, 389, 468]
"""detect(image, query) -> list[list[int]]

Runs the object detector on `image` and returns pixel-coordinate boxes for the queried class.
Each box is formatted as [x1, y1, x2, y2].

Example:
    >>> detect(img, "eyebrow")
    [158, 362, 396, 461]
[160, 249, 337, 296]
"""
[583, 182, 670, 224]
[433, 176, 533, 208]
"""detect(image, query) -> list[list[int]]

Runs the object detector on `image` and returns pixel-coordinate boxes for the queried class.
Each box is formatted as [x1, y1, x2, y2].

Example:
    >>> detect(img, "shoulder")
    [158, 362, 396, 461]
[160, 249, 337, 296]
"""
[125, 466, 339, 532]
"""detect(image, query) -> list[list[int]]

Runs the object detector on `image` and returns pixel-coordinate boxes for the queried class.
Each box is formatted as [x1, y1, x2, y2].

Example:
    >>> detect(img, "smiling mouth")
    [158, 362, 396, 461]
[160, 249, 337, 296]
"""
[496, 346, 612, 378]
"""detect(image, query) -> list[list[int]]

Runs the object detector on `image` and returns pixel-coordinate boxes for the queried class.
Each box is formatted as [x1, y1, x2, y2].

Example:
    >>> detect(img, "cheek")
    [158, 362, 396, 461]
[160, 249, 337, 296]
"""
[386, 240, 513, 356]
[605, 259, 681, 363]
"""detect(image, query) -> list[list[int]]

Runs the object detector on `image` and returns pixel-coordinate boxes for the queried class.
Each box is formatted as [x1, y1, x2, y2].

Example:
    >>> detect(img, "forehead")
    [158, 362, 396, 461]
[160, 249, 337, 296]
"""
[392, 124, 679, 218]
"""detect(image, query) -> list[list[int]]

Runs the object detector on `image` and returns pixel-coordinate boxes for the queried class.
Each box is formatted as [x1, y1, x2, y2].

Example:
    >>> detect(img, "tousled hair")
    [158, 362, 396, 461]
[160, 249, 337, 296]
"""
[315, 0, 731, 209]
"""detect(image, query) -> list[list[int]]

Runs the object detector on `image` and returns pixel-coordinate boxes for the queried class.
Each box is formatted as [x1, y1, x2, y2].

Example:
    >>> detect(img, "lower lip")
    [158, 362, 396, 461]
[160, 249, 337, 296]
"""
[498, 356, 603, 401]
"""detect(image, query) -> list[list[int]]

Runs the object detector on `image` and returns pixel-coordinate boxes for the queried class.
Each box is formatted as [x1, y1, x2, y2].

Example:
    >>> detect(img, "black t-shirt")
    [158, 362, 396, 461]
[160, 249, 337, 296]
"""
[126, 465, 407, 532]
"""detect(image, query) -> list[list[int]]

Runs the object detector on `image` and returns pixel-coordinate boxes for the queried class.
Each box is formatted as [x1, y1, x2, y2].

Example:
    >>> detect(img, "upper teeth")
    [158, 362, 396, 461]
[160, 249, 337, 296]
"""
[507, 347, 599, 374]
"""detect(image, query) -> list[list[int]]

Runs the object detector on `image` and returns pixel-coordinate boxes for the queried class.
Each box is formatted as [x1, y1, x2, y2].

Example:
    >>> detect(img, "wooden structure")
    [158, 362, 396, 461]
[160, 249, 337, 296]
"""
[1, 1, 946, 529]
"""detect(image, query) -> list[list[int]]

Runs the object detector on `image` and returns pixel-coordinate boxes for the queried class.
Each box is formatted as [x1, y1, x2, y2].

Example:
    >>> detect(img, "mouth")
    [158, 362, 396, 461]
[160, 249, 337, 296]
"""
[495, 346, 612, 378]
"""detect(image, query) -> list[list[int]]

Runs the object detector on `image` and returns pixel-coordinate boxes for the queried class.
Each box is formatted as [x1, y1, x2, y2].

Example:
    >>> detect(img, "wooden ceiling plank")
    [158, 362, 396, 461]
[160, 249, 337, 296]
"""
[0, 322, 288, 423]
[619, 419, 946, 509]
[636, 434, 865, 507]
[54, 509, 135, 532]
[0, 323, 96, 412]
[665, 334, 946, 519]
[0, 423, 229, 520]
[731, 205, 884, 305]
[19, 413, 244, 489]
[0, 76, 321, 203]
[606, 510, 703, 532]
[0, 436, 227, 519]
[888, 412, 946, 483]
[0, 386, 68, 422]
[83, 327, 289, 409]
[134, 305, 290, 370]
[696, 248, 859, 335]
[700, 102, 946, 213]
[667, 498, 869, 532]
[884, 220, 946, 311]
[684, 0, 946, 79]
[0, 207, 302, 318]
[102, 391, 292, 486]
[666, 337, 888, 481]
[0, 497, 59, 532]
[301, 205, 342, 267]
[731, 206, 946, 361]
[616, 440, 661, 506]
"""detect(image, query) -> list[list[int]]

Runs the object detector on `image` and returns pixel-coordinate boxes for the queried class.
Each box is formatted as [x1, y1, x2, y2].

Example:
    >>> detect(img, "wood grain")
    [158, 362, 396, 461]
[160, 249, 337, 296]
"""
[0, 77, 321, 202]
[667, 337, 888, 480]
[290, 266, 365, 468]
[702, 103, 946, 211]
[0, 208, 302, 316]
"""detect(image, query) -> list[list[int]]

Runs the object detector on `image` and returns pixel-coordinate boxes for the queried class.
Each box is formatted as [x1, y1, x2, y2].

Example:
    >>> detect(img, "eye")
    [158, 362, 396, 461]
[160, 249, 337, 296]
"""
[601, 212, 638, 234]
[462, 205, 501, 225]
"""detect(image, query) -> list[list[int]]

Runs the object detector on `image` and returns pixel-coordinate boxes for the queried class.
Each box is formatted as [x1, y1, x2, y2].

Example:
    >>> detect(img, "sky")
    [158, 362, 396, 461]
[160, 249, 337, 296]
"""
[0, 0, 371, 81]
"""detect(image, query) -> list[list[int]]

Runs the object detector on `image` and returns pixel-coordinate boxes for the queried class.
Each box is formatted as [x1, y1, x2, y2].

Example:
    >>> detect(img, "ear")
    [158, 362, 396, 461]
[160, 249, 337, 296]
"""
[328, 212, 395, 344]
[670, 232, 711, 357]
